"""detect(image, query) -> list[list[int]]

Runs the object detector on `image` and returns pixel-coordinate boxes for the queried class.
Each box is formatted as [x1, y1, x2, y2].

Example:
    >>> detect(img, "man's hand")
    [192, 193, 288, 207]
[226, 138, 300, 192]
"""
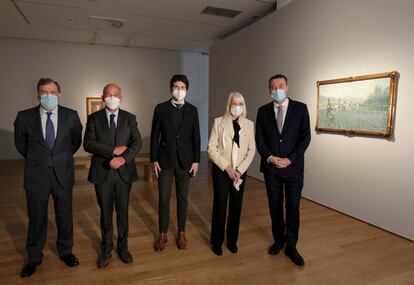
[269, 156, 281, 166]
[189, 162, 199, 177]
[153, 162, 161, 178]
[269, 156, 291, 168]
[113, 145, 128, 156]
[110, 156, 126, 169]
[277, 158, 291, 168]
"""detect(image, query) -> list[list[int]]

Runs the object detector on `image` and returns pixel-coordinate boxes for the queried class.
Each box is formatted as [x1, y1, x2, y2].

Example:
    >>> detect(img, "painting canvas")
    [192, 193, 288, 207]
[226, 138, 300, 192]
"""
[86, 97, 104, 116]
[315, 71, 397, 137]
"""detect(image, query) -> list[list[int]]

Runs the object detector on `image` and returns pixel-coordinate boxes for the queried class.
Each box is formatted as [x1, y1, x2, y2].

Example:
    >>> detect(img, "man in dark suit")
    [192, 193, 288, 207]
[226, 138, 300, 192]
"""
[84, 83, 142, 268]
[14, 78, 82, 277]
[150, 74, 201, 251]
[256, 74, 311, 266]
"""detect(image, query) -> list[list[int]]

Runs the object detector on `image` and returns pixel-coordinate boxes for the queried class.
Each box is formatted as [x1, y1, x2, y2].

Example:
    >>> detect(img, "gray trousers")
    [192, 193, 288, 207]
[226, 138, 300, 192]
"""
[158, 166, 190, 233]
[95, 170, 132, 254]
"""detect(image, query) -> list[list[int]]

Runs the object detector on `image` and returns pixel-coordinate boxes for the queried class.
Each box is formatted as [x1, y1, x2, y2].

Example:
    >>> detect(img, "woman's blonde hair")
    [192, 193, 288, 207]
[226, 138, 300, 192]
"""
[226, 92, 247, 118]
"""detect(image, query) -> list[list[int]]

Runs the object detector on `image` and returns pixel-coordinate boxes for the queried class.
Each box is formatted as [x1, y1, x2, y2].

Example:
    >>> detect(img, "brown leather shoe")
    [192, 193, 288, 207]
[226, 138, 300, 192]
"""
[154, 233, 168, 252]
[177, 231, 187, 249]
[97, 252, 112, 268]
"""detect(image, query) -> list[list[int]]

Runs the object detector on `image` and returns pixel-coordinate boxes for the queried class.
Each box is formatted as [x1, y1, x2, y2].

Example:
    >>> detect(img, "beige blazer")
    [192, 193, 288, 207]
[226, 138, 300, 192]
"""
[207, 114, 256, 175]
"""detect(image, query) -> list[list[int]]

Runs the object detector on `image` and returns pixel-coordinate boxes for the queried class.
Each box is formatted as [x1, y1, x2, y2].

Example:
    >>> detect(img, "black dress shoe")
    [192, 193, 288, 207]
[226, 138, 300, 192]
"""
[285, 247, 305, 266]
[60, 254, 80, 267]
[97, 252, 112, 268]
[212, 245, 222, 256]
[20, 261, 42, 278]
[268, 243, 284, 255]
[118, 250, 133, 264]
[227, 244, 238, 254]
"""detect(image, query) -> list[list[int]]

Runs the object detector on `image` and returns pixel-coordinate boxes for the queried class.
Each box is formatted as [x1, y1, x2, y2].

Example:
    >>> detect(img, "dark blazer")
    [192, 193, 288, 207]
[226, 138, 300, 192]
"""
[84, 109, 142, 184]
[255, 99, 311, 177]
[150, 100, 200, 169]
[14, 105, 82, 190]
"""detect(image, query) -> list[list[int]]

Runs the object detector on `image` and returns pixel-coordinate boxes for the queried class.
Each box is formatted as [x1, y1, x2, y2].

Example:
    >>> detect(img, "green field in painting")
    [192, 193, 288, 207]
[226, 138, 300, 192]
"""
[318, 108, 388, 132]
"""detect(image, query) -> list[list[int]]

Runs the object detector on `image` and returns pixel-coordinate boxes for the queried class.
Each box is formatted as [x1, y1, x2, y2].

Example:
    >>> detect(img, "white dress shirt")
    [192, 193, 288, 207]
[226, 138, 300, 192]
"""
[267, 98, 290, 163]
[170, 98, 185, 108]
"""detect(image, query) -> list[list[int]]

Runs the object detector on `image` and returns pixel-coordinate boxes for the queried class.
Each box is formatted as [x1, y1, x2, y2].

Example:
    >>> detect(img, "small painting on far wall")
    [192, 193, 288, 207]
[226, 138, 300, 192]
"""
[86, 97, 104, 116]
[315, 71, 398, 138]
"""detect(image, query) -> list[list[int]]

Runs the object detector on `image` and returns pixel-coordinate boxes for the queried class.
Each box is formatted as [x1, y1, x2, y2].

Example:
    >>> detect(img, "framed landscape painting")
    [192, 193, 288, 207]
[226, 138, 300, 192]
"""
[86, 97, 104, 116]
[315, 71, 398, 137]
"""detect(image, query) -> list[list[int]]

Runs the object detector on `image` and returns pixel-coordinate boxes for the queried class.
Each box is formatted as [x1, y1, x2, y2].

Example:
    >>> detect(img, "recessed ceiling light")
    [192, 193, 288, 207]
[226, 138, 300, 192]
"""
[200, 6, 241, 18]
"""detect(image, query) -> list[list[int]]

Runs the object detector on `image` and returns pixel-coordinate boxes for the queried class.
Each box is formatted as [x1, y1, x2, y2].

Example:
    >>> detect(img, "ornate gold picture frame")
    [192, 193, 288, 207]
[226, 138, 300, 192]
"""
[86, 97, 104, 116]
[315, 71, 398, 138]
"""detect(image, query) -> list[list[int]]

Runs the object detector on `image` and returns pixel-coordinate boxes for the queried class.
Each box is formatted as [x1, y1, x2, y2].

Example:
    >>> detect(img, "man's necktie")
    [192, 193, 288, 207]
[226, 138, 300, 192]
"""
[45, 112, 55, 149]
[277, 106, 284, 133]
[110, 113, 116, 146]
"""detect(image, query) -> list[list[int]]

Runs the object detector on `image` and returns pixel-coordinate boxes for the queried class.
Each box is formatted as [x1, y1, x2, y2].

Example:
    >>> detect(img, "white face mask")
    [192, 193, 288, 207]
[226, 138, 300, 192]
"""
[230, 105, 244, 117]
[104, 96, 121, 110]
[172, 89, 187, 102]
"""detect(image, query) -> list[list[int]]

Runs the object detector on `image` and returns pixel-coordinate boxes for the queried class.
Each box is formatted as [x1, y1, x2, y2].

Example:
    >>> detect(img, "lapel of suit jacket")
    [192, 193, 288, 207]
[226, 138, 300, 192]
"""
[54, 106, 66, 149]
[177, 102, 190, 135]
[165, 100, 175, 131]
[98, 109, 112, 143]
[34, 105, 50, 149]
[281, 98, 295, 136]
[223, 114, 235, 138]
[266, 102, 279, 135]
[116, 109, 127, 143]
[218, 114, 234, 149]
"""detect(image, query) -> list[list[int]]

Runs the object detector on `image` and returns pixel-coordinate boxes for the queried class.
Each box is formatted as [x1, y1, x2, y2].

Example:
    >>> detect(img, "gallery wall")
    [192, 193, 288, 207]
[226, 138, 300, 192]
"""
[0, 37, 209, 159]
[209, 0, 414, 240]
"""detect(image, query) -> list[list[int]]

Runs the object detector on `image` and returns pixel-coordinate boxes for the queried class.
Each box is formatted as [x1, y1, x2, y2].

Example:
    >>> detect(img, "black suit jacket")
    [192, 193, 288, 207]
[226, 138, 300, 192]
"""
[150, 100, 201, 169]
[83, 109, 142, 184]
[256, 99, 311, 177]
[14, 105, 82, 191]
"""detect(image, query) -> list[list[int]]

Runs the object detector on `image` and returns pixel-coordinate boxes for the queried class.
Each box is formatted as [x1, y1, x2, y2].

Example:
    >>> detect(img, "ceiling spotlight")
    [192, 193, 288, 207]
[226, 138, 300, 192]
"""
[124, 36, 135, 47]
[90, 16, 126, 29]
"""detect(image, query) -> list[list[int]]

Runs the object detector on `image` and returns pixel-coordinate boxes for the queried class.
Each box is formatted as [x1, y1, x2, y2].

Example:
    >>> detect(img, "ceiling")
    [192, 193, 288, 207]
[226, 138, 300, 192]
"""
[0, 0, 281, 53]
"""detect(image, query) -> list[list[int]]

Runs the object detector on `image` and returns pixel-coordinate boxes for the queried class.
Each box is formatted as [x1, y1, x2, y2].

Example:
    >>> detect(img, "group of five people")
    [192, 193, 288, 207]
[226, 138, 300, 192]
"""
[14, 73, 310, 278]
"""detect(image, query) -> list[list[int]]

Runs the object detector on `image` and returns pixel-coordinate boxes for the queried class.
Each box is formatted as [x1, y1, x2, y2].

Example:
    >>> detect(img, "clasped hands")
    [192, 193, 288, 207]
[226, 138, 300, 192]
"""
[226, 165, 241, 183]
[269, 156, 291, 168]
[110, 145, 128, 169]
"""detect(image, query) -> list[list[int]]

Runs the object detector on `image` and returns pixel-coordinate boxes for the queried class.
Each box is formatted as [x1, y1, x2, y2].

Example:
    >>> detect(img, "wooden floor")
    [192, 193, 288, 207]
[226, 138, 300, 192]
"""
[1, 154, 414, 285]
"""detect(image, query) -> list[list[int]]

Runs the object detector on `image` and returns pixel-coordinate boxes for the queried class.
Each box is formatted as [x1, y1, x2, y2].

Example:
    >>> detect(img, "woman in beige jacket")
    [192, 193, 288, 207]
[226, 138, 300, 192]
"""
[207, 92, 256, 256]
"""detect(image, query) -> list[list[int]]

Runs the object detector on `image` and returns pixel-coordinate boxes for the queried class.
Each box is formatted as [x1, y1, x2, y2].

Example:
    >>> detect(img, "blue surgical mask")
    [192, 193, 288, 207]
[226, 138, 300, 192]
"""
[271, 90, 287, 102]
[40, 94, 58, 110]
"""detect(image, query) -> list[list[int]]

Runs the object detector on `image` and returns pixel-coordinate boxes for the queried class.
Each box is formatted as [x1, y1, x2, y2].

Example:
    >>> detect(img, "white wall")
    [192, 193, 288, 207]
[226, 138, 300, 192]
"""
[209, 0, 414, 240]
[0, 37, 209, 159]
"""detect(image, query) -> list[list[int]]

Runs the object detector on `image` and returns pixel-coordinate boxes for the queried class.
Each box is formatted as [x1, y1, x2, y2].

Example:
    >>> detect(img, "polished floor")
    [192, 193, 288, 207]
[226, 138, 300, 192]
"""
[0, 155, 414, 285]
